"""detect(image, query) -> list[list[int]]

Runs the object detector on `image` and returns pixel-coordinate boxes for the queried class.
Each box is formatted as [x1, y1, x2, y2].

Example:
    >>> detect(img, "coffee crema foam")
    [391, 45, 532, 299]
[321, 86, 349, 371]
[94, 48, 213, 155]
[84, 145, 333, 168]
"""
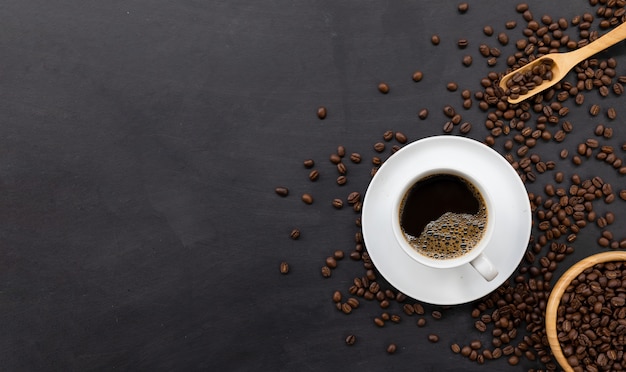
[404, 209, 487, 260]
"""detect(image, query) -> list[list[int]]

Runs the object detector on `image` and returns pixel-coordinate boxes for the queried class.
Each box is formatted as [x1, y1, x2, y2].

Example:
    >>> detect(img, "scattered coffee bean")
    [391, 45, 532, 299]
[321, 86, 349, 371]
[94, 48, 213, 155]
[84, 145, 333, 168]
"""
[418, 108, 429, 119]
[374, 142, 385, 152]
[460, 122, 472, 134]
[497, 32, 509, 45]
[431, 34, 440, 45]
[395, 132, 408, 144]
[462, 55, 473, 66]
[378, 82, 390, 94]
[345, 334, 356, 345]
[457, 2, 469, 13]
[483, 25, 494, 36]
[321, 266, 331, 278]
[590, 104, 601, 116]
[447, 82, 458, 91]
[386, 343, 397, 354]
[275, 187, 289, 197]
[301, 193, 313, 204]
[290, 228, 300, 240]
[347, 191, 360, 204]
[317, 106, 327, 119]
[607, 107, 617, 120]
[428, 334, 440, 343]
[280, 261, 289, 274]
[412, 70, 423, 82]
[337, 146, 345, 158]
[308, 169, 319, 181]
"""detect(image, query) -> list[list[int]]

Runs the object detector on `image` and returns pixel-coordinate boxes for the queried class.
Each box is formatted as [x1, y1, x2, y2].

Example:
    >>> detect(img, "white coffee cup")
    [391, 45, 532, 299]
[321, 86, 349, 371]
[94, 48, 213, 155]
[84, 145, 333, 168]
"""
[390, 167, 498, 281]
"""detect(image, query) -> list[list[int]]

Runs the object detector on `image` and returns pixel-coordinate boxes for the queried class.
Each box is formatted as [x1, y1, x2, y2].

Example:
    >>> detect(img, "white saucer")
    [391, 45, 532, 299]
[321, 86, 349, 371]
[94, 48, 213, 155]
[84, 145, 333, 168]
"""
[361, 136, 532, 305]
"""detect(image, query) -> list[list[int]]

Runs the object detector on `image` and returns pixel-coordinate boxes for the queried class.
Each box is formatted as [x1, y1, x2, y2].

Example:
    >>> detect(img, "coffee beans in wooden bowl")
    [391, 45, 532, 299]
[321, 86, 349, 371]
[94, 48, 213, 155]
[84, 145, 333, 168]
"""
[546, 252, 626, 372]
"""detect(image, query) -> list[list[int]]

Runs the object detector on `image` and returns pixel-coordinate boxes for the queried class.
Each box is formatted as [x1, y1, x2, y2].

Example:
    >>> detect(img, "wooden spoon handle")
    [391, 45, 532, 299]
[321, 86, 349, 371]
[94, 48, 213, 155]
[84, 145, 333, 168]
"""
[569, 21, 626, 62]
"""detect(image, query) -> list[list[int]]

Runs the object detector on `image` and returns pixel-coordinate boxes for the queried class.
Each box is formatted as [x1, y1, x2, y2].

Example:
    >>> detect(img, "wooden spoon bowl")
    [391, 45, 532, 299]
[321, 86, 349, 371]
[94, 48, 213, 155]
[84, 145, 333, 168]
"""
[500, 21, 626, 104]
[545, 251, 626, 372]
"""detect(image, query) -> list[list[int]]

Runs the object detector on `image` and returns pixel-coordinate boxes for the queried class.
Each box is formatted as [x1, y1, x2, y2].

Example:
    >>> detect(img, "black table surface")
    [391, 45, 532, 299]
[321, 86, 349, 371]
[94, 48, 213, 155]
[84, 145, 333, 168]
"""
[3, 1, 626, 371]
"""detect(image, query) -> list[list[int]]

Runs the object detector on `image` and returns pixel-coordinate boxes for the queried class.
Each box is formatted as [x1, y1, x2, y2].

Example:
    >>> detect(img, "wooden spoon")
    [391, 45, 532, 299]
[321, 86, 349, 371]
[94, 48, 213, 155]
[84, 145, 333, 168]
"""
[499, 21, 626, 104]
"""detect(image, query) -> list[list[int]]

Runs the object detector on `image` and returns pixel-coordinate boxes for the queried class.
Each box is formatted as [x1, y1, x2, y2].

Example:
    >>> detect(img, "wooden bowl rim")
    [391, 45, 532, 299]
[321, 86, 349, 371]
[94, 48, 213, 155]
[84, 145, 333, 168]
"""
[545, 251, 626, 372]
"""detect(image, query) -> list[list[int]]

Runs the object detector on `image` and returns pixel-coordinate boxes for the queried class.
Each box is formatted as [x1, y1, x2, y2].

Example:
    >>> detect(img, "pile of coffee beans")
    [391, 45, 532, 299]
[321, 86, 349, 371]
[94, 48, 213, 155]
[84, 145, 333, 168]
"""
[275, 1, 626, 370]
[502, 58, 555, 100]
[556, 261, 626, 371]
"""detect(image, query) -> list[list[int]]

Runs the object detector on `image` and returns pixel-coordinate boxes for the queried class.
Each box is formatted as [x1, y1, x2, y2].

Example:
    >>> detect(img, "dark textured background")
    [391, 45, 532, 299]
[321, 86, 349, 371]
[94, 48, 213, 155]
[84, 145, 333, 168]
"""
[2, 1, 626, 371]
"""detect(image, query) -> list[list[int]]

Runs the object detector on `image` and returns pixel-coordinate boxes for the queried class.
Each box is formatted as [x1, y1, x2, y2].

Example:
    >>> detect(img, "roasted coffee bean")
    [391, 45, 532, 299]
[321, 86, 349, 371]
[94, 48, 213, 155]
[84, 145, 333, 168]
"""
[280, 261, 289, 274]
[301, 193, 313, 204]
[451, 343, 461, 353]
[321, 266, 331, 278]
[378, 82, 389, 94]
[346, 297, 359, 309]
[443, 105, 456, 117]
[290, 228, 300, 240]
[341, 303, 352, 314]
[462, 55, 473, 66]
[330, 153, 341, 164]
[308, 169, 319, 181]
[336, 175, 347, 185]
[373, 142, 385, 152]
[345, 334, 356, 345]
[431, 34, 440, 45]
[395, 132, 407, 144]
[497, 32, 509, 45]
[347, 192, 360, 205]
[336, 163, 347, 175]
[418, 108, 429, 119]
[590, 104, 601, 116]
[457, 2, 469, 13]
[317, 106, 327, 119]
[386, 343, 397, 354]
[428, 334, 439, 343]
[483, 25, 494, 36]
[416, 318, 426, 327]
[332, 291, 342, 303]
[275, 187, 289, 197]
[432, 310, 442, 319]
[383, 130, 394, 141]
[505, 20, 517, 29]
[349, 152, 361, 164]
[443, 121, 454, 133]
[413, 303, 425, 315]
[332, 198, 343, 209]
[475, 320, 487, 332]
[457, 39, 468, 49]
[460, 122, 471, 134]
[337, 146, 345, 157]
[412, 70, 423, 82]
[607, 107, 617, 120]
[303, 159, 315, 168]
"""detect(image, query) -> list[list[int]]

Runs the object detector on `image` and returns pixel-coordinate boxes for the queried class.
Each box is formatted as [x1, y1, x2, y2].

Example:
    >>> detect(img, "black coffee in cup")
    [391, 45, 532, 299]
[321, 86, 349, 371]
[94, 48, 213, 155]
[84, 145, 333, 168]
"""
[399, 174, 488, 260]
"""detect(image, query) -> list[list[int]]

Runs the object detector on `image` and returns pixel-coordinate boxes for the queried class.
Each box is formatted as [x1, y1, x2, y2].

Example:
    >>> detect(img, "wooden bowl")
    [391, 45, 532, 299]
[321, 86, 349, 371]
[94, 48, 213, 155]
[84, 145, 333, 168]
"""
[545, 251, 626, 372]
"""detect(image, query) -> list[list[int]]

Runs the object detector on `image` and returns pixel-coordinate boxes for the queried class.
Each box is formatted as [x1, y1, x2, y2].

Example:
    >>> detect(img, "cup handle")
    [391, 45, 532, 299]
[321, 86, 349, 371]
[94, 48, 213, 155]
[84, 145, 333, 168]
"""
[470, 253, 498, 281]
